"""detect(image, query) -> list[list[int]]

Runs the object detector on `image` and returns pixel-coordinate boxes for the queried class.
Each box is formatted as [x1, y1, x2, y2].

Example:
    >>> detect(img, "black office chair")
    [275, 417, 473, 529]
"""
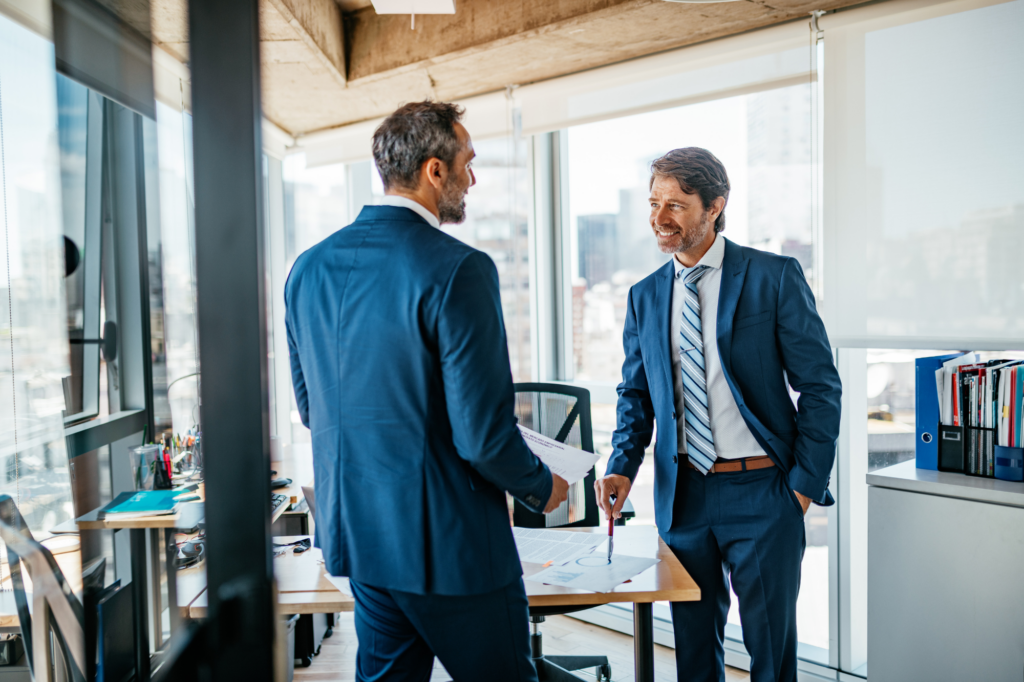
[513, 383, 632, 682]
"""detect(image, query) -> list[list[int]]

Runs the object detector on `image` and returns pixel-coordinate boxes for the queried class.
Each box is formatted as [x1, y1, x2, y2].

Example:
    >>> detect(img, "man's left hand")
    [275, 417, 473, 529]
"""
[793, 490, 811, 516]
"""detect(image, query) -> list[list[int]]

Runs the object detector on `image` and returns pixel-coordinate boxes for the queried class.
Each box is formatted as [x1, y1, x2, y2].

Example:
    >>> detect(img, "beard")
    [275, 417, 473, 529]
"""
[654, 211, 713, 254]
[438, 176, 468, 224]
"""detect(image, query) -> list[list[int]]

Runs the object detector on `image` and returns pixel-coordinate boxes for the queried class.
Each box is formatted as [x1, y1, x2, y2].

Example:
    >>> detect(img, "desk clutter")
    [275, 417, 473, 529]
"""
[917, 352, 1024, 481]
[129, 431, 202, 491]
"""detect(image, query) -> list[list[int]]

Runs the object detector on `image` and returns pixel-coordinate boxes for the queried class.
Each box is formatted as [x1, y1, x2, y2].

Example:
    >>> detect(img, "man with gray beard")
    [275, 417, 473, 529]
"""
[286, 101, 568, 682]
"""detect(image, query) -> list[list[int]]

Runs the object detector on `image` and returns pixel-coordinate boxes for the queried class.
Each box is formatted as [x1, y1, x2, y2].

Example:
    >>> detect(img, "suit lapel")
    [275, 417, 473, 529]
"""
[716, 238, 749, 382]
[652, 260, 676, 397]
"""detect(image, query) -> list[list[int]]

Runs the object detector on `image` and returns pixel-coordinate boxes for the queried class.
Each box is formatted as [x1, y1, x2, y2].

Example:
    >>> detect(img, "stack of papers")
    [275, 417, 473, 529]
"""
[99, 490, 179, 520]
[513, 527, 606, 564]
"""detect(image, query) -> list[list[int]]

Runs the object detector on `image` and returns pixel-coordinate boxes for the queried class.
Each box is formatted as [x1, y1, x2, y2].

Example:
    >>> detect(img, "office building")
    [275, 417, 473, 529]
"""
[0, 0, 1020, 679]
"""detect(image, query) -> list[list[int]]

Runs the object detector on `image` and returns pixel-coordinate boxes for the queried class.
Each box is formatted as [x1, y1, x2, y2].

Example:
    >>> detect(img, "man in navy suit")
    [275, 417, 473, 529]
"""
[595, 148, 841, 682]
[286, 101, 568, 682]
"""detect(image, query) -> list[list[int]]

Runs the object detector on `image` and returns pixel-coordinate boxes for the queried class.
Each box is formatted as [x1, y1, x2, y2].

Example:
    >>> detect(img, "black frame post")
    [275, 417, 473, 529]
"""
[188, 0, 275, 680]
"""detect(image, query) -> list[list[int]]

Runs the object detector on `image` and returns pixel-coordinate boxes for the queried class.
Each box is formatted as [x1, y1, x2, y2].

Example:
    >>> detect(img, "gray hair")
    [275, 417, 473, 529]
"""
[650, 147, 731, 233]
[372, 101, 466, 192]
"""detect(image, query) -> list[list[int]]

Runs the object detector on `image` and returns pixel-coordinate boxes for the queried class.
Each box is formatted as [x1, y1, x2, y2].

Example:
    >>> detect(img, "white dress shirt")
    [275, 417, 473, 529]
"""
[379, 195, 440, 229]
[671, 235, 765, 460]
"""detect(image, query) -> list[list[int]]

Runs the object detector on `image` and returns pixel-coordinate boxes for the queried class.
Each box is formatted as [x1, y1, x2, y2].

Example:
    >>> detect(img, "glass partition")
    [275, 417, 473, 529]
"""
[0, 14, 75, 533]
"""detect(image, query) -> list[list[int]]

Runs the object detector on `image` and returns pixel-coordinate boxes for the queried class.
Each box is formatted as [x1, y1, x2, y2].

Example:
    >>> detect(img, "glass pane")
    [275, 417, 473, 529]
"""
[56, 73, 99, 419]
[154, 100, 200, 435]
[439, 136, 531, 381]
[283, 154, 348, 268]
[0, 14, 76, 533]
[143, 115, 172, 434]
[567, 83, 824, 647]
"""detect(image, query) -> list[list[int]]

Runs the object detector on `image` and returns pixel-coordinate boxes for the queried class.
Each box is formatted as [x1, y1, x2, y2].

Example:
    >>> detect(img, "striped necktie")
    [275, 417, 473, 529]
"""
[678, 265, 717, 474]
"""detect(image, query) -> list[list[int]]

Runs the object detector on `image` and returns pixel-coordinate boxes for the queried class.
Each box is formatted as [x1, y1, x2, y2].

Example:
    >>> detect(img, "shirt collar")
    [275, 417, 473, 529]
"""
[379, 195, 440, 229]
[673, 234, 724, 278]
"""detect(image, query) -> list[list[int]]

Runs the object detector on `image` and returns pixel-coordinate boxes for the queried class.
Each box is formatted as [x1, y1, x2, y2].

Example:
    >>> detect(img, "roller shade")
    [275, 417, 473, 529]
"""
[821, 0, 1024, 349]
[302, 90, 514, 168]
[517, 20, 813, 137]
[299, 19, 816, 167]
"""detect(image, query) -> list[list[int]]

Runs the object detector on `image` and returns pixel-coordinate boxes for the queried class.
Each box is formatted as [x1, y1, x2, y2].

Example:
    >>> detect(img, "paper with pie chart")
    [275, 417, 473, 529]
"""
[526, 554, 660, 593]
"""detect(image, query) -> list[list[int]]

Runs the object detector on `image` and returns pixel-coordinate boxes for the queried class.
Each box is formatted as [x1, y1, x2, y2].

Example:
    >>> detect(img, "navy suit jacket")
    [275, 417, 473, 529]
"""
[606, 238, 842, 532]
[285, 205, 552, 597]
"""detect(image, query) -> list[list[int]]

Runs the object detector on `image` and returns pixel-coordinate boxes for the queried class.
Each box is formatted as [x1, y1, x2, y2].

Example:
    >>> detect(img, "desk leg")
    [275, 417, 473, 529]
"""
[150, 529, 164, 650]
[633, 602, 654, 682]
[165, 528, 180, 635]
[131, 528, 151, 682]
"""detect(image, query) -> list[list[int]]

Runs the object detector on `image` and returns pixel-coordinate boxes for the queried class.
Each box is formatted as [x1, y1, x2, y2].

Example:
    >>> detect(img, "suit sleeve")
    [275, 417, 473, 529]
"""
[776, 258, 842, 504]
[605, 287, 655, 483]
[285, 275, 309, 430]
[438, 251, 553, 513]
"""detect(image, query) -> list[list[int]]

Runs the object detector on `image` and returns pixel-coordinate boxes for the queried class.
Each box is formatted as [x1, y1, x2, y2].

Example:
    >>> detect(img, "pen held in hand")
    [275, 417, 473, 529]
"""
[607, 494, 616, 563]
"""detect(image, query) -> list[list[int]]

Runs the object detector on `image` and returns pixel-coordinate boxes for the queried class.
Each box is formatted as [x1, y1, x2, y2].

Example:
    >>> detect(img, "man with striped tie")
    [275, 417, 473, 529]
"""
[595, 148, 842, 682]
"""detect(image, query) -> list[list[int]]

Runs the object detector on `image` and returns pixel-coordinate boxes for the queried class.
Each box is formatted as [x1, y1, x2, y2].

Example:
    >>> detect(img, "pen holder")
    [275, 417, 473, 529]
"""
[994, 445, 1024, 482]
[128, 444, 166, 490]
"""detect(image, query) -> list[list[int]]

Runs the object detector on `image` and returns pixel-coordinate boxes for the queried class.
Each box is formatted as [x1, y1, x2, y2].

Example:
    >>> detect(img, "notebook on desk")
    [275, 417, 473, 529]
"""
[98, 490, 179, 520]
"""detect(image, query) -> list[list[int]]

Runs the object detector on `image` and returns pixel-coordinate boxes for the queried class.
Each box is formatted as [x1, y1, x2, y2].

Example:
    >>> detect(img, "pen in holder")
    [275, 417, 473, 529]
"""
[128, 444, 172, 490]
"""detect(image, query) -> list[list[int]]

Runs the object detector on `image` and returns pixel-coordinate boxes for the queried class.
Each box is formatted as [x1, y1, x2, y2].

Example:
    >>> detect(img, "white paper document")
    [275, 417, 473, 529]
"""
[326, 574, 352, 596]
[937, 353, 979, 425]
[517, 425, 599, 484]
[513, 527, 606, 565]
[526, 554, 660, 593]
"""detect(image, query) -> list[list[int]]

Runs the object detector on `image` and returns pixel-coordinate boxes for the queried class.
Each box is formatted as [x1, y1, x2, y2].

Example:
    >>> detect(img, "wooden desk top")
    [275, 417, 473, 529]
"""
[186, 537, 355, 618]
[76, 479, 295, 530]
[189, 527, 697, 618]
[523, 526, 699, 607]
[76, 499, 206, 530]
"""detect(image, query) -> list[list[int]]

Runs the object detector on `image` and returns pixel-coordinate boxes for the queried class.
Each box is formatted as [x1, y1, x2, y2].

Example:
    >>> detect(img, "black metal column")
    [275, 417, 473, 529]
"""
[130, 528, 150, 681]
[633, 602, 654, 682]
[187, 1, 275, 680]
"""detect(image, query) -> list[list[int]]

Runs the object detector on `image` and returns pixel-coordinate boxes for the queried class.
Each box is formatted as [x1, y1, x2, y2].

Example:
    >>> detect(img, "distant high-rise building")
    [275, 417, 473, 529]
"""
[577, 214, 618, 287]
[616, 187, 668, 277]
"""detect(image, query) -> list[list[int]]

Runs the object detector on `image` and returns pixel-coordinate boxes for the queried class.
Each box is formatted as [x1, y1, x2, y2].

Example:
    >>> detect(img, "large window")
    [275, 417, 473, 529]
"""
[0, 14, 76, 533]
[440, 136, 531, 381]
[152, 100, 199, 436]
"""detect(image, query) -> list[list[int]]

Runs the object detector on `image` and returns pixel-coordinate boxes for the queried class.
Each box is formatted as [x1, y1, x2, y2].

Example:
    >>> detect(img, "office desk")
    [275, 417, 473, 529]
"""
[189, 528, 695, 682]
[186, 536, 355, 619]
[524, 526, 697, 682]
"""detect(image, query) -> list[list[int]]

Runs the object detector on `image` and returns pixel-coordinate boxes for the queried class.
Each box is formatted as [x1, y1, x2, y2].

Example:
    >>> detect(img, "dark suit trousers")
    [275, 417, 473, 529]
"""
[350, 577, 538, 682]
[665, 466, 806, 682]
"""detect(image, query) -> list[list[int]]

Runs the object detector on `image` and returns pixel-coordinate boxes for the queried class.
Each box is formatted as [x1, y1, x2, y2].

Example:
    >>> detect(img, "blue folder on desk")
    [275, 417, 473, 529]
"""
[916, 353, 964, 470]
[98, 490, 179, 520]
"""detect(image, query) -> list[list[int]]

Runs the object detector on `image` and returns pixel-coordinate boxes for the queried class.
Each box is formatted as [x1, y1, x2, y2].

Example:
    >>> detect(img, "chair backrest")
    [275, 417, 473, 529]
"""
[512, 383, 598, 528]
[0, 496, 86, 682]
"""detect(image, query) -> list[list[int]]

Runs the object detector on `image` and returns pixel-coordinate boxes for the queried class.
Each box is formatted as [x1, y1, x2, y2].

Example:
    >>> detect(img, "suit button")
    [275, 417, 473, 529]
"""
[672, 412, 678, 420]
[672, 455, 678, 464]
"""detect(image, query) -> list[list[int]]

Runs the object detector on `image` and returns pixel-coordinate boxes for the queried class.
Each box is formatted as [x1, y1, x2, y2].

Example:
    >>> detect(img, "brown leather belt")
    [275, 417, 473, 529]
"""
[686, 455, 775, 474]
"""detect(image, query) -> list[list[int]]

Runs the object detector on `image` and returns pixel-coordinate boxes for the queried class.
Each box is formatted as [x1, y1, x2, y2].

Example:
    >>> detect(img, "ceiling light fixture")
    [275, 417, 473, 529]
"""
[371, 0, 455, 29]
